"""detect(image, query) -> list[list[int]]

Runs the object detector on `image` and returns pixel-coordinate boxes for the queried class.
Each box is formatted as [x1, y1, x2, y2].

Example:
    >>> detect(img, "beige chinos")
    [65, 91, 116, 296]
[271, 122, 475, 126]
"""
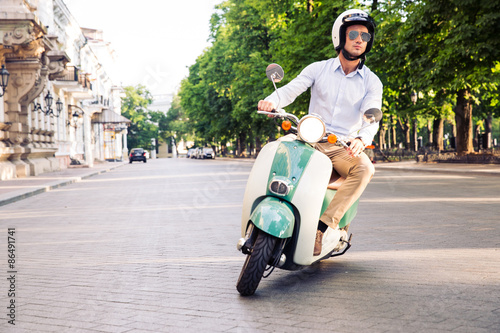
[315, 142, 375, 229]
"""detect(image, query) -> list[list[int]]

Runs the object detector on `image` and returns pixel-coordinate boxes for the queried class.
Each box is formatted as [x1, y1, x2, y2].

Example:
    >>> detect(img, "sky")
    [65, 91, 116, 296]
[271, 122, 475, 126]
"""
[64, 0, 222, 98]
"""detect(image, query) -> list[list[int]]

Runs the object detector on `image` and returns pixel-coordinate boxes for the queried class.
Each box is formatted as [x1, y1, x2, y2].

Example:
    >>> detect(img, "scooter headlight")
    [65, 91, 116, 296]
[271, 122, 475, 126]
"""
[297, 115, 326, 143]
[269, 179, 290, 196]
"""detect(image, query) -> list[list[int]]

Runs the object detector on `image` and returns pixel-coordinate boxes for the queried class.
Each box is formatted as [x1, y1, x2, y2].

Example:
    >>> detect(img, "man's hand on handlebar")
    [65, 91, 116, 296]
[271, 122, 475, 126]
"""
[258, 100, 275, 112]
[347, 138, 365, 158]
[258, 100, 278, 117]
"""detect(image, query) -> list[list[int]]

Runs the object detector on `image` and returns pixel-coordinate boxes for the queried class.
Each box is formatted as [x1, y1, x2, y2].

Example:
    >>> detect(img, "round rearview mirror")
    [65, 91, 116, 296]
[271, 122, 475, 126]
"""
[363, 108, 382, 124]
[266, 63, 284, 83]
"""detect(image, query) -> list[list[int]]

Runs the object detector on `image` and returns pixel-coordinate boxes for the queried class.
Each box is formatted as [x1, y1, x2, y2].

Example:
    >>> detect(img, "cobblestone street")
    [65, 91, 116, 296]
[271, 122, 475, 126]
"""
[1, 159, 499, 332]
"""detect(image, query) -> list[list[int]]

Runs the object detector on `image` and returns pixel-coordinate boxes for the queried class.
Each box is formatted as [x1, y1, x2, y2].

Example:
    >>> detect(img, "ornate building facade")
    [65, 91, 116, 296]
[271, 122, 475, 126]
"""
[0, 0, 129, 180]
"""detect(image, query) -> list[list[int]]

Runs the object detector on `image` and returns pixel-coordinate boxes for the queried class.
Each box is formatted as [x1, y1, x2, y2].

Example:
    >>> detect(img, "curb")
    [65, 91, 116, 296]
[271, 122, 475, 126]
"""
[374, 164, 500, 177]
[0, 163, 126, 207]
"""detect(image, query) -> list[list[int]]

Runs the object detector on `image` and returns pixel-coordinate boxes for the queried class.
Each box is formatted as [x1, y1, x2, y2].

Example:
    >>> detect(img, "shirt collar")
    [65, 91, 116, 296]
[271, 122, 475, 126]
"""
[333, 56, 365, 78]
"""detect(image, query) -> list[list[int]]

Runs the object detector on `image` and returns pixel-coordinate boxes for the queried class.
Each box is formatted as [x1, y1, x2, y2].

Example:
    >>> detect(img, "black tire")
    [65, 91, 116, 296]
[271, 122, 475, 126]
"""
[236, 231, 277, 296]
[143, 159, 147, 163]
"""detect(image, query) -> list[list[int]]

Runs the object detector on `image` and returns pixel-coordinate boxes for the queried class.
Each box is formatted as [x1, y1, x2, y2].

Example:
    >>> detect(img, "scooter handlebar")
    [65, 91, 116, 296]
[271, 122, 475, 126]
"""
[257, 110, 299, 125]
[257, 110, 279, 116]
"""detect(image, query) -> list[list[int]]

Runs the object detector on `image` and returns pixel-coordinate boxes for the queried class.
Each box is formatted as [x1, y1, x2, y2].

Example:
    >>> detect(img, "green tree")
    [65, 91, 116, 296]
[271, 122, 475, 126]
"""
[179, 0, 500, 156]
[121, 85, 159, 150]
[179, 0, 280, 155]
[380, 0, 500, 154]
[178, 0, 360, 154]
[267, 0, 354, 116]
[159, 93, 194, 151]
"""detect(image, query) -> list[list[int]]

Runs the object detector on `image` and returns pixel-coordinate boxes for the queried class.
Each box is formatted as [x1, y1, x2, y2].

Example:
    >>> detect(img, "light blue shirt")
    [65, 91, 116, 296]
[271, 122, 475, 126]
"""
[265, 57, 383, 145]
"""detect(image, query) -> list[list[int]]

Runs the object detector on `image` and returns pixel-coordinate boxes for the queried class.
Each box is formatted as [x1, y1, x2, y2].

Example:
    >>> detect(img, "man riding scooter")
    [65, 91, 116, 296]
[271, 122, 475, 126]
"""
[257, 9, 383, 256]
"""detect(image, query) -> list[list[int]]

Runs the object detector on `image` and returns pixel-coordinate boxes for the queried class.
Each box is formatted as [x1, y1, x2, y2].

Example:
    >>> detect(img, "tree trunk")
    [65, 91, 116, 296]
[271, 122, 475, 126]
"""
[399, 116, 411, 150]
[378, 127, 386, 149]
[412, 117, 418, 151]
[307, 0, 314, 13]
[433, 116, 444, 151]
[427, 119, 433, 147]
[249, 139, 255, 157]
[255, 137, 262, 155]
[475, 124, 482, 151]
[221, 141, 227, 156]
[386, 121, 391, 149]
[454, 89, 474, 154]
[237, 133, 246, 157]
[485, 113, 492, 149]
[391, 115, 397, 148]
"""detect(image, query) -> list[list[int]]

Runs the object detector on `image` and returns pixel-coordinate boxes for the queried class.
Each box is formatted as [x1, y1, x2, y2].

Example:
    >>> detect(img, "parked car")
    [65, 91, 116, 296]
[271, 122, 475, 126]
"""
[190, 148, 198, 159]
[129, 148, 147, 163]
[187, 148, 196, 159]
[193, 147, 202, 159]
[199, 147, 215, 159]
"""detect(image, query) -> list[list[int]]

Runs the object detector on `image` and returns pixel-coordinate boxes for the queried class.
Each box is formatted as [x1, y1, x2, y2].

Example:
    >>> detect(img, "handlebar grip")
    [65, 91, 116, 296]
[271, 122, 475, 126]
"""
[257, 111, 277, 116]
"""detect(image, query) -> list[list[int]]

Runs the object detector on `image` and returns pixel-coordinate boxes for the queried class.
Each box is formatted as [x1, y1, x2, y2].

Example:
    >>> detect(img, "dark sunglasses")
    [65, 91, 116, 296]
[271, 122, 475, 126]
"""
[348, 30, 371, 43]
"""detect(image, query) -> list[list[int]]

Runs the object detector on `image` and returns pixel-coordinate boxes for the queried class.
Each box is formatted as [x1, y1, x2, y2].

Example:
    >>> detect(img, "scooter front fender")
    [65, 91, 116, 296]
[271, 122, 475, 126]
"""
[249, 197, 295, 239]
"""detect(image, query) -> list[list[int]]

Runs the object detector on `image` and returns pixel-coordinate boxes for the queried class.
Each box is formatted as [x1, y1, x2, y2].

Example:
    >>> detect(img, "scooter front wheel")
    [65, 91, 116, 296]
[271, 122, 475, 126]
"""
[236, 231, 277, 296]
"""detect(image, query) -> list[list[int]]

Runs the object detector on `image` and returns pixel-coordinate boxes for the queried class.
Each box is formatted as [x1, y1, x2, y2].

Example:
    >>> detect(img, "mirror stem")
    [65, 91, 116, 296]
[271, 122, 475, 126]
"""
[271, 79, 281, 110]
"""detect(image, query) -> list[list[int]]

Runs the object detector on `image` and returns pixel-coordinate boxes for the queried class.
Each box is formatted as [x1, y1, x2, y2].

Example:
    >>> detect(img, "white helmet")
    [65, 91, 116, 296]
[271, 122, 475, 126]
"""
[332, 9, 375, 55]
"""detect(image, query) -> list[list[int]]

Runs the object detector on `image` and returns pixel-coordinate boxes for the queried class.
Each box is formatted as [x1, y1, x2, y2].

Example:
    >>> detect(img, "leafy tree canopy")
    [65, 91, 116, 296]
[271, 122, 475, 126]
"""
[121, 85, 159, 150]
[168, 0, 500, 154]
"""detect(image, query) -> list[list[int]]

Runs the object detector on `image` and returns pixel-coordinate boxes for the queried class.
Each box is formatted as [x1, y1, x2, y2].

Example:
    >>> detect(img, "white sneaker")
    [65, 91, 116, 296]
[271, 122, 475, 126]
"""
[322, 226, 341, 250]
[339, 229, 348, 242]
[333, 229, 349, 251]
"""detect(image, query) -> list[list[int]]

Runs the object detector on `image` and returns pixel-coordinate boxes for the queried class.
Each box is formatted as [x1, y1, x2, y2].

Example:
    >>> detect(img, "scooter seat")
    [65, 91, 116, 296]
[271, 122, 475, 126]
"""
[327, 169, 345, 191]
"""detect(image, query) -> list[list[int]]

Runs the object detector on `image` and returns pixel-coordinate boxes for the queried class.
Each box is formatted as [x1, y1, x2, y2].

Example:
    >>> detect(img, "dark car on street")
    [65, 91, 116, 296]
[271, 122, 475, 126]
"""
[129, 148, 147, 163]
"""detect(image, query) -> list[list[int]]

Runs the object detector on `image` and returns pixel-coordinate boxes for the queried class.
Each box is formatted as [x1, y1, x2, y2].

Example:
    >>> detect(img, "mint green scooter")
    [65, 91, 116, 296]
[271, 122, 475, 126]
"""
[236, 64, 382, 296]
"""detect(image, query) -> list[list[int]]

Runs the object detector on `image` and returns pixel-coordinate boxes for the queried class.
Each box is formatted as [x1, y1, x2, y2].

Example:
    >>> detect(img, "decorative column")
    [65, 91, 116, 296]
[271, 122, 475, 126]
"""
[122, 128, 128, 160]
[0, 3, 49, 177]
[21, 54, 49, 148]
[3, 60, 41, 176]
[83, 111, 93, 167]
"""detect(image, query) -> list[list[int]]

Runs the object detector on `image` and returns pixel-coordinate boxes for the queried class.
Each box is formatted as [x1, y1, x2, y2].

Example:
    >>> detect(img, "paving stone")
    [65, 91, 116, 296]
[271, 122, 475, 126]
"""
[90, 324, 134, 333]
[0, 159, 499, 332]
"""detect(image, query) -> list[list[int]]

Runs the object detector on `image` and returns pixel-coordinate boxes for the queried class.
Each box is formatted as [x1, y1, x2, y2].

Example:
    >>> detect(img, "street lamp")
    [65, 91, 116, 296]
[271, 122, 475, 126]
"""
[0, 64, 10, 97]
[67, 115, 77, 128]
[33, 101, 42, 112]
[67, 104, 83, 128]
[44, 92, 53, 115]
[67, 110, 80, 127]
[55, 98, 63, 117]
[72, 110, 80, 122]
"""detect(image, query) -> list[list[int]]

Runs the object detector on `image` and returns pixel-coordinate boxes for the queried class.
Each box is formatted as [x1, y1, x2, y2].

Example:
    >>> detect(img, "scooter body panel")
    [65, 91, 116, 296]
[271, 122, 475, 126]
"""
[249, 197, 295, 238]
[265, 141, 315, 200]
[241, 141, 280, 236]
[321, 190, 359, 229]
[241, 139, 355, 267]
[288, 147, 332, 265]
